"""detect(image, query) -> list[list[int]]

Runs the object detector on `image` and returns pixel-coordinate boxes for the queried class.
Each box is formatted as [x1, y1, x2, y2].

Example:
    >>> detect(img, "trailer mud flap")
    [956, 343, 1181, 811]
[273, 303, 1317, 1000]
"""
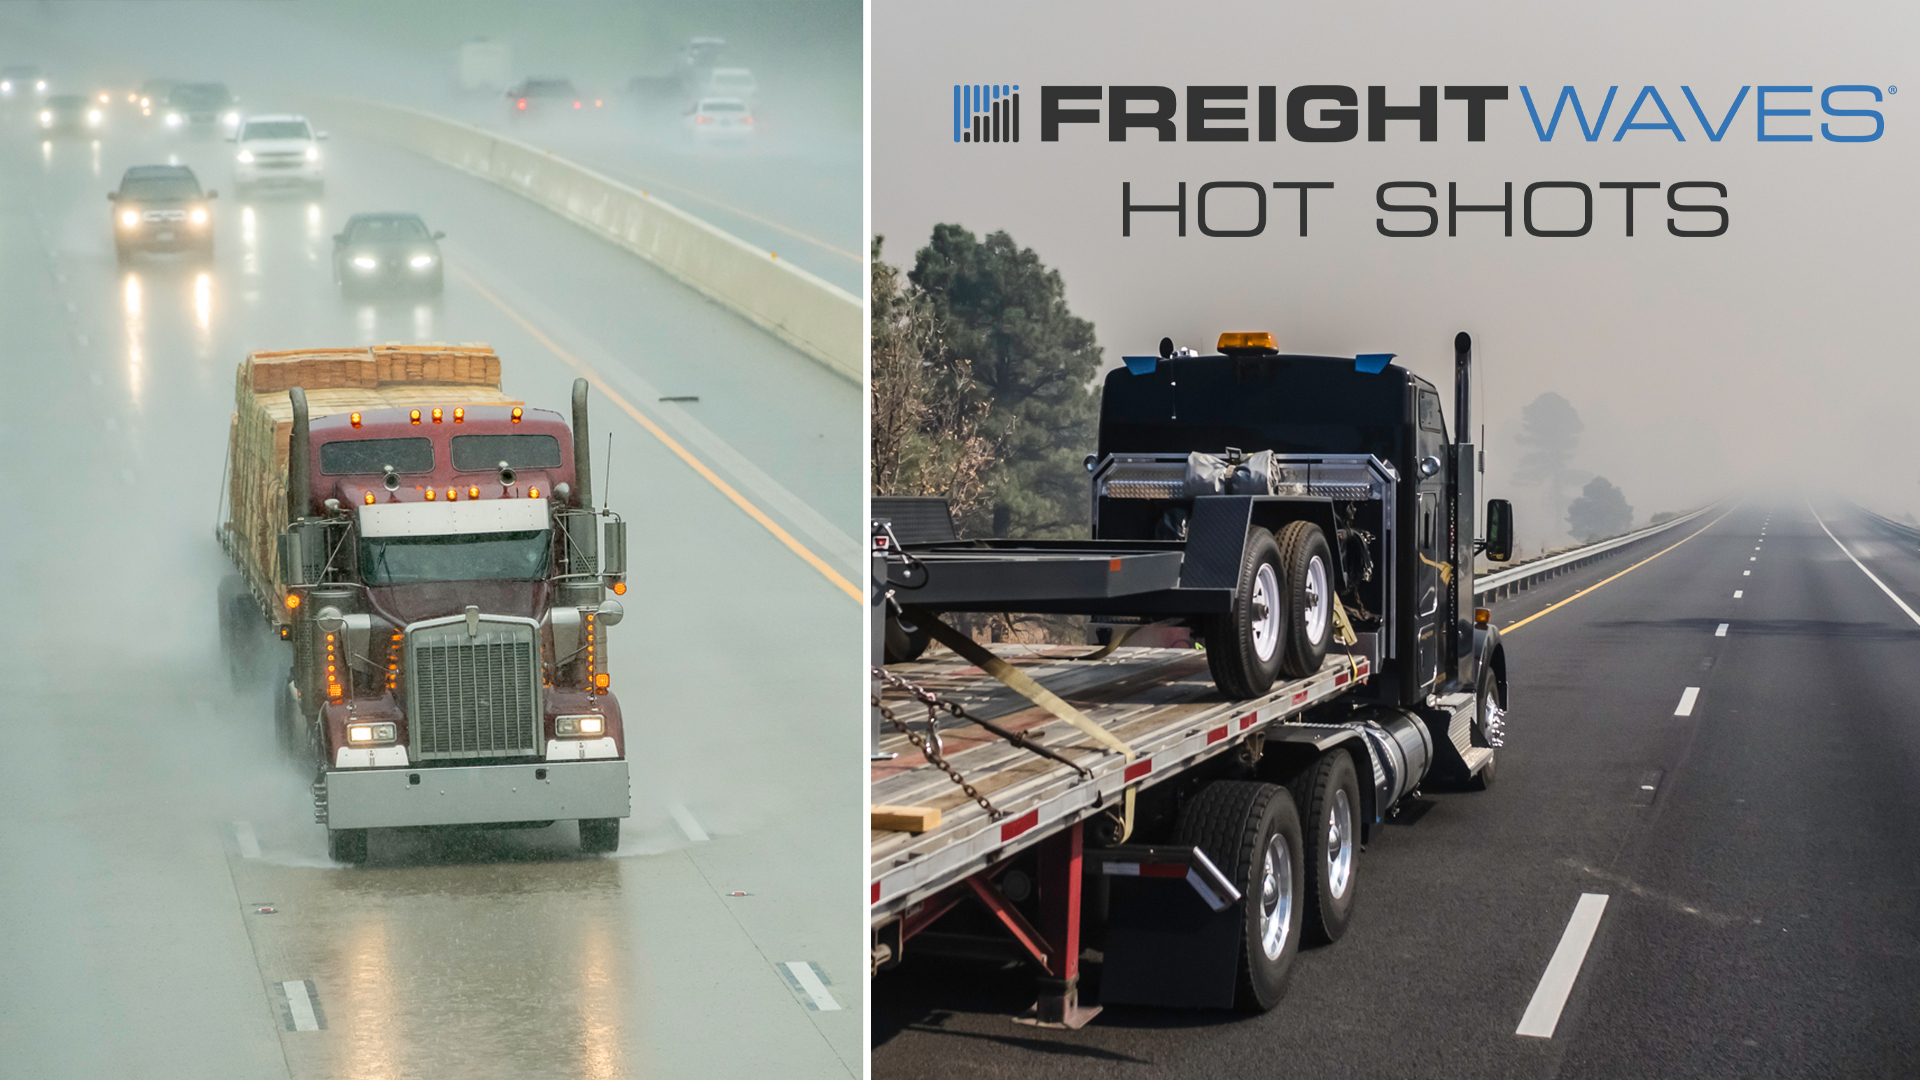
[1097, 845, 1244, 1010]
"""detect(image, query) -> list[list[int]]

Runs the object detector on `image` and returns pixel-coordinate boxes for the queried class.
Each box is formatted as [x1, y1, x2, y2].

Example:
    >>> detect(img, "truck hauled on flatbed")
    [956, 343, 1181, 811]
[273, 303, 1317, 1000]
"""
[870, 331, 1515, 1020]
[217, 344, 631, 863]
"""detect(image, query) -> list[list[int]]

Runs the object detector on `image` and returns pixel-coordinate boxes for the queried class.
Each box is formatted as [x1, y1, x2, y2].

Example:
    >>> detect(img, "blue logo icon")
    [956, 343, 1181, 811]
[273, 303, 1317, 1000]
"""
[954, 84, 1019, 143]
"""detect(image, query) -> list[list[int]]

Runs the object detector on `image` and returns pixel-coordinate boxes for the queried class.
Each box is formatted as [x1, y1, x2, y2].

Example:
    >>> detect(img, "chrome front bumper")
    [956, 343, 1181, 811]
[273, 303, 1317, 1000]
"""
[319, 759, 629, 829]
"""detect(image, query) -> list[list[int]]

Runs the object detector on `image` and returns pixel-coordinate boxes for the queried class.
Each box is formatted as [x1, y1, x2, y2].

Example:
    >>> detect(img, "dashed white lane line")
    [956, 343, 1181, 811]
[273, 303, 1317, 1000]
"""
[669, 803, 709, 843]
[233, 820, 261, 859]
[1734, 590, 1744, 598]
[1749, 556, 1757, 562]
[1809, 505, 1920, 629]
[1743, 570, 1751, 576]
[1675, 687, 1701, 716]
[281, 980, 323, 1032]
[781, 961, 843, 1011]
[1715, 623, 1729, 637]
[1517, 893, 1610, 1038]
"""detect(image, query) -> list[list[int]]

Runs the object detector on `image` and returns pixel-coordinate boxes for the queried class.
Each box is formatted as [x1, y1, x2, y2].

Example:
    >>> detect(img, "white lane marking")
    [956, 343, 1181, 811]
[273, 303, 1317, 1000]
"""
[782, 961, 842, 1011]
[1675, 687, 1700, 716]
[1715, 623, 1729, 637]
[1743, 570, 1751, 576]
[282, 980, 321, 1031]
[669, 803, 709, 843]
[1517, 893, 1610, 1038]
[1749, 556, 1757, 562]
[1809, 505, 1920, 629]
[1734, 591, 1743, 598]
[233, 820, 261, 859]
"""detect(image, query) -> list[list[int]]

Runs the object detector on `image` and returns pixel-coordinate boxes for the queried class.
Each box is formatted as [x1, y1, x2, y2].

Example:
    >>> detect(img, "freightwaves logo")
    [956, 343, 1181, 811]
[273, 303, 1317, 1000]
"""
[953, 84, 1020, 143]
[949, 83, 1892, 238]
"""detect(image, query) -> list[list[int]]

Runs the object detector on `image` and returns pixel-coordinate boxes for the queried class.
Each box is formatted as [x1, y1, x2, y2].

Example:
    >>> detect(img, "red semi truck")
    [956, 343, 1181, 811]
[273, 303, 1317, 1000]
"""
[217, 345, 631, 862]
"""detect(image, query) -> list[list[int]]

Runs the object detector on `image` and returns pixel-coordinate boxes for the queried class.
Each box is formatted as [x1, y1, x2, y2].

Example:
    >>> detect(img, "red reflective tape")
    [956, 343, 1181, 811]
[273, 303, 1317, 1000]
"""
[1292, 689, 1309, 707]
[1335, 672, 1350, 687]
[1239, 711, 1258, 730]
[1139, 863, 1187, 879]
[1001, 808, 1040, 842]
[1124, 759, 1152, 782]
[871, 881, 880, 905]
[1206, 725, 1228, 744]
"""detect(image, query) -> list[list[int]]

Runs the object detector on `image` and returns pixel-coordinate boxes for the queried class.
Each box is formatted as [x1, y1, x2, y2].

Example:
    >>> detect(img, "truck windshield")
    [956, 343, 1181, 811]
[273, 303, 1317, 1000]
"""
[360, 530, 550, 584]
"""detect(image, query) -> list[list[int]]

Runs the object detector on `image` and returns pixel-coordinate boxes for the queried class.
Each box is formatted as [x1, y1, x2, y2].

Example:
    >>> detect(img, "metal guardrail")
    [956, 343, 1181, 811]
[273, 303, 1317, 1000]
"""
[1474, 502, 1719, 605]
[1858, 505, 1920, 543]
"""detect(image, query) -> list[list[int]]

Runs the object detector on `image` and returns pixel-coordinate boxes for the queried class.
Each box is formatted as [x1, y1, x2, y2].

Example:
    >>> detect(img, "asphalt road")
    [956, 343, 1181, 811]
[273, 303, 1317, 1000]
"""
[872, 501, 1920, 1078]
[0, 103, 861, 1079]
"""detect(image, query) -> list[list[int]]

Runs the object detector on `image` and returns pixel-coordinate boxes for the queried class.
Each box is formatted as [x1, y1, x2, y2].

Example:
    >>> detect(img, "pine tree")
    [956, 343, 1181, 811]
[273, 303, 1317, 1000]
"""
[1567, 476, 1633, 541]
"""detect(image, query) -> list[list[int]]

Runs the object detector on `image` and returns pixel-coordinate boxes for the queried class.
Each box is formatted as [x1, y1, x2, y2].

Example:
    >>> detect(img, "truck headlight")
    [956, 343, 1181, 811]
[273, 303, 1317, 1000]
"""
[88, 109, 101, 125]
[165, 112, 181, 127]
[347, 722, 398, 744]
[236, 149, 254, 163]
[189, 207, 207, 225]
[554, 715, 605, 738]
[305, 146, 319, 161]
[39, 111, 51, 125]
[120, 210, 139, 227]
[409, 254, 435, 269]
[352, 255, 378, 271]
[223, 111, 239, 126]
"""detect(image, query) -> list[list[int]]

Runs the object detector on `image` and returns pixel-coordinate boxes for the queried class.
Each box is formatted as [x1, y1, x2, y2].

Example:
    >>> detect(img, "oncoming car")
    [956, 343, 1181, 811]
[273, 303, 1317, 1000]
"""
[109, 165, 217, 264]
[40, 94, 103, 136]
[332, 213, 445, 297]
[232, 114, 326, 193]
[163, 81, 239, 135]
[0, 65, 46, 100]
[686, 97, 755, 142]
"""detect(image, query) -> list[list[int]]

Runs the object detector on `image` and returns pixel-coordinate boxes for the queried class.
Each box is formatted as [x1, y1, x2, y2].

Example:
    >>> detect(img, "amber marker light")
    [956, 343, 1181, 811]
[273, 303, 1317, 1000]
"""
[1218, 331, 1277, 353]
[1475, 607, 1492, 627]
[612, 581, 627, 596]
[511, 407, 523, 423]
[528, 487, 540, 499]
[431, 407, 443, 423]
[468, 485, 479, 499]
[594, 673, 610, 692]
[446, 487, 457, 501]
[285, 593, 301, 610]
[364, 492, 375, 505]
[453, 407, 464, 423]
[410, 409, 421, 425]
[425, 488, 436, 501]
[349, 411, 361, 428]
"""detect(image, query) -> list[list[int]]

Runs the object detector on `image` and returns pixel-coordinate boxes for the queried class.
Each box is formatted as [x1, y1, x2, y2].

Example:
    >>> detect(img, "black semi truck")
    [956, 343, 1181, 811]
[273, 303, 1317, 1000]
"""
[870, 331, 1515, 1018]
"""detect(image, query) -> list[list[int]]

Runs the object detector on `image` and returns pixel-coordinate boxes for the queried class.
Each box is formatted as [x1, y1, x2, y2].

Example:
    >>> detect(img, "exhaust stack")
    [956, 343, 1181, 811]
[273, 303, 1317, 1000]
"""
[561, 378, 602, 608]
[288, 386, 312, 520]
[1453, 332, 1472, 445]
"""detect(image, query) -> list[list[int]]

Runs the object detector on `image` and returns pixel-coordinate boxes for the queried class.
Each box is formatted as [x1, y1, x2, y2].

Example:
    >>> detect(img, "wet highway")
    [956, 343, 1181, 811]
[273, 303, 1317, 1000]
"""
[872, 503, 1920, 1078]
[0, 84, 860, 1080]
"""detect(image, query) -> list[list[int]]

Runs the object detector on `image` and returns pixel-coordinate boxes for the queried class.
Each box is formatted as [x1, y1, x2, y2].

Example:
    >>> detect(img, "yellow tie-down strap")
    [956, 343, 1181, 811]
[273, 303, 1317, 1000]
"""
[909, 611, 1137, 842]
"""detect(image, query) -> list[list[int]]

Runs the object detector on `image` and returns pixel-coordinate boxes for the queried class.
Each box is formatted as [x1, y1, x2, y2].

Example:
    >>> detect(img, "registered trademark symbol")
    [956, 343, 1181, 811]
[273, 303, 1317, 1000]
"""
[1891, 85, 1898, 94]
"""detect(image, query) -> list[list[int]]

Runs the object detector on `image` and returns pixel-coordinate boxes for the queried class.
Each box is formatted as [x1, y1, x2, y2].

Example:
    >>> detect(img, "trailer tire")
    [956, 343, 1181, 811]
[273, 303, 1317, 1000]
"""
[327, 828, 368, 864]
[1203, 527, 1286, 699]
[1289, 751, 1361, 944]
[1175, 780, 1304, 1012]
[884, 614, 932, 664]
[1277, 521, 1333, 679]
[579, 818, 620, 853]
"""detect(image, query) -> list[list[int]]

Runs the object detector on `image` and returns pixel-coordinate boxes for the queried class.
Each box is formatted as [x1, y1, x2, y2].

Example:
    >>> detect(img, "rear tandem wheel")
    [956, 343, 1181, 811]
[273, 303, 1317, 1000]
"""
[1175, 780, 1305, 1012]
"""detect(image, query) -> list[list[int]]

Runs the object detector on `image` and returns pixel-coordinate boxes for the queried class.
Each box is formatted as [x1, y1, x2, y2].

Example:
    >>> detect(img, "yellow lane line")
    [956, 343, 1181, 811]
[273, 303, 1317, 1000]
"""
[1500, 508, 1734, 635]
[457, 269, 862, 603]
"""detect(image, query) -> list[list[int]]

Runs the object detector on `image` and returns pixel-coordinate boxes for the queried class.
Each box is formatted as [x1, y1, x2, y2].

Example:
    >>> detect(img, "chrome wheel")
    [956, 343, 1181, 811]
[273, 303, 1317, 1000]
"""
[1326, 787, 1354, 899]
[1301, 555, 1330, 646]
[1250, 563, 1281, 663]
[1259, 832, 1294, 960]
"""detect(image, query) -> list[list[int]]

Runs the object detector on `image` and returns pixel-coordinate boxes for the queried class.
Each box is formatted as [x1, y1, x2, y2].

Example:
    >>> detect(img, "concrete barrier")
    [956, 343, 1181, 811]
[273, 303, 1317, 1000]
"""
[306, 96, 861, 384]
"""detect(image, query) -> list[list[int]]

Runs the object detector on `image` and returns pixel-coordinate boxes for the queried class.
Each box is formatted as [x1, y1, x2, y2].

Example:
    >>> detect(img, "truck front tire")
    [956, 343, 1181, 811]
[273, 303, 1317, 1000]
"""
[1175, 780, 1304, 1012]
[1204, 527, 1285, 699]
[579, 818, 620, 853]
[1290, 751, 1362, 944]
[1277, 521, 1334, 678]
[328, 828, 368, 864]
[1468, 665, 1502, 791]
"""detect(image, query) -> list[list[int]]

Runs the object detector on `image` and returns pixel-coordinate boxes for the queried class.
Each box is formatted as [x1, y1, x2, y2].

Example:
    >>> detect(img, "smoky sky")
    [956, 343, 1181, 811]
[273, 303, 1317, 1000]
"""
[873, 0, 1920, 544]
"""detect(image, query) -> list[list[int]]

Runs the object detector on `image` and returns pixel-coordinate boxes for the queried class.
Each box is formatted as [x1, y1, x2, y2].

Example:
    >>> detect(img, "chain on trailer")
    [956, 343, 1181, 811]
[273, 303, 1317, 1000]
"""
[872, 672, 1005, 820]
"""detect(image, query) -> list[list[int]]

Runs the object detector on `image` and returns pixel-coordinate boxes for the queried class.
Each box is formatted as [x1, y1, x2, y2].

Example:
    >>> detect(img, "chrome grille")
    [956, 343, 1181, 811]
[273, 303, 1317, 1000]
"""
[407, 618, 541, 760]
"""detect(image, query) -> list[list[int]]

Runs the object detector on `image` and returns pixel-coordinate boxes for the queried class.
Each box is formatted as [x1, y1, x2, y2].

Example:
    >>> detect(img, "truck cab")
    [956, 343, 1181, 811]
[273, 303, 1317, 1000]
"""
[272, 381, 630, 863]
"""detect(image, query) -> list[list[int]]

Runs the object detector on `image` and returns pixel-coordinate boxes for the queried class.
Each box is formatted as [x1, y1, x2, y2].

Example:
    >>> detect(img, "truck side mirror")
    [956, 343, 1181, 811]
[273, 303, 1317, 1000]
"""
[601, 519, 627, 577]
[1484, 499, 1514, 562]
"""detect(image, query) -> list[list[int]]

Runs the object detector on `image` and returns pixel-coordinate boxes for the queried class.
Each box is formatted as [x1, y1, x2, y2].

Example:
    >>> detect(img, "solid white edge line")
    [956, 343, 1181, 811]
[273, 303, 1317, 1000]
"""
[1675, 687, 1700, 716]
[669, 803, 709, 843]
[283, 980, 320, 1031]
[233, 820, 261, 859]
[1517, 893, 1610, 1038]
[784, 961, 842, 1011]
[1715, 623, 1729, 637]
[1809, 505, 1920, 629]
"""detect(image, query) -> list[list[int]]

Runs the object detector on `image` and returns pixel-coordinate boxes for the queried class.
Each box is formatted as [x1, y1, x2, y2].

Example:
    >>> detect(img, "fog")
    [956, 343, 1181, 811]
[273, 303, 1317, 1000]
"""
[873, 0, 1920, 553]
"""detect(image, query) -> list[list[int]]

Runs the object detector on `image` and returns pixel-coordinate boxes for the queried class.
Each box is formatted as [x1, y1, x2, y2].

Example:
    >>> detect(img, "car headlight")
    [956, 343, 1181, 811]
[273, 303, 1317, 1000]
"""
[223, 111, 239, 125]
[88, 110, 101, 124]
[305, 146, 319, 161]
[409, 254, 435, 269]
[165, 112, 181, 127]
[35, 80, 46, 93]
[189, 207, 207, 225]
[352, 255, 378, 271]
[39, 111, 51, 125]
[347, 722, 398, 744]
[120, 210, 139, 227]
[554, 715, 606, 738]
[236, 150, 253, 163]
[1, 82, 12, 94]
